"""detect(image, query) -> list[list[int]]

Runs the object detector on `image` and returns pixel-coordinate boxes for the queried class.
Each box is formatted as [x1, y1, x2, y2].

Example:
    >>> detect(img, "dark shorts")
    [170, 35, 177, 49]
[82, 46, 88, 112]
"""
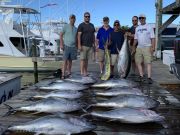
[63, 45, 77, 60]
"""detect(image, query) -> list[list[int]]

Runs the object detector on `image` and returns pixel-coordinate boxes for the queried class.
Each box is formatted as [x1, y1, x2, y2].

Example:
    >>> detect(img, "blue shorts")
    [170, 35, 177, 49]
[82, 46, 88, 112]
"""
[63, 45, 77, 60]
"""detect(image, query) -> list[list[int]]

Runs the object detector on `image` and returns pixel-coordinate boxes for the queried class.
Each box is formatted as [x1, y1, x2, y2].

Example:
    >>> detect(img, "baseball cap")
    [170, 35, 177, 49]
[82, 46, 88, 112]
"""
[69, 14, 76, 19]
[139, 14, 146, 18]
[114, 20, 120, 25]
[103, 16, 109, 22]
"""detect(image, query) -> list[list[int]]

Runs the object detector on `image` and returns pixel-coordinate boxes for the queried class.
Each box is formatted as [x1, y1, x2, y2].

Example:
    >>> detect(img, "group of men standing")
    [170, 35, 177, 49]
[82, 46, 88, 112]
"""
[60, 12, 155, 84]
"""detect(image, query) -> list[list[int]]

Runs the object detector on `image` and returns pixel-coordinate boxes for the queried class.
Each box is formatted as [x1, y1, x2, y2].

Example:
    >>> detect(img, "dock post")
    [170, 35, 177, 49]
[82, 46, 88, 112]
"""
[32, 37, 38, 83]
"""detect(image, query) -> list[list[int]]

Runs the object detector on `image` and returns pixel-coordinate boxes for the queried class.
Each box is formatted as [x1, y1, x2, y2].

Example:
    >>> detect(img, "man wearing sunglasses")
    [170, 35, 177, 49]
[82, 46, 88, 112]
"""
[77, 12, 95, 77]
[132, 14, 155, 84]
[128, 16, 139, 75]
[96, 16, 113, 76]
[109, 20, 125, 78]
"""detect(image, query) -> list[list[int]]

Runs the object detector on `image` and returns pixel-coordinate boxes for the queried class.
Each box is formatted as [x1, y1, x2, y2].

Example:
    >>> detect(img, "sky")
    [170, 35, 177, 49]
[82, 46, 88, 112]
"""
[1, 0, 180, 27]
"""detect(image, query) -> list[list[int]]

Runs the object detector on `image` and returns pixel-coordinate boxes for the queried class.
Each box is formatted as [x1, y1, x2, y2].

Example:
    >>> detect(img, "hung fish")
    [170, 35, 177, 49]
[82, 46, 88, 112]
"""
[4, 97, 85, 115]
[88, 94, 159, 109]
[32, 90, 83, 100]
[39, 82, 89, 91]
[91, 79, 137, 88]
[95, 87, 144, 96]
[90, 108, 166, 127]
[7, 115, 96, 135]
[117, 38, 131, 78]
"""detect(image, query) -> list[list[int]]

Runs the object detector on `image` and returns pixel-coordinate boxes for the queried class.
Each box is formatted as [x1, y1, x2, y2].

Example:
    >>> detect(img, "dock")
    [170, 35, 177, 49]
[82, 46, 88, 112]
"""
[0, 59, 180, 135]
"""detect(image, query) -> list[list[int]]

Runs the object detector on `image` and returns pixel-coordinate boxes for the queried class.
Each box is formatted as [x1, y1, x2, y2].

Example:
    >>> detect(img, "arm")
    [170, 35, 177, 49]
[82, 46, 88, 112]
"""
[151, 38, 155, 52]
[60, 32, 64, 50]
[77, 32, 82, 51]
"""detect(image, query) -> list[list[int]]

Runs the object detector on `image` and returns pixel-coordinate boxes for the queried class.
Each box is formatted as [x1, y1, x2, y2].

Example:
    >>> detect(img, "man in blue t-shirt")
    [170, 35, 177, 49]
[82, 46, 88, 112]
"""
[109, 20, 125, 78]
[96, 16, 113, 75]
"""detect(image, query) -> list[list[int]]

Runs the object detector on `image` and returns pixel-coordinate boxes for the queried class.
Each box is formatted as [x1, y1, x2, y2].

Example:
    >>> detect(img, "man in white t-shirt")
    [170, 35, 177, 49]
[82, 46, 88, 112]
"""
[132, 14, 155, 84]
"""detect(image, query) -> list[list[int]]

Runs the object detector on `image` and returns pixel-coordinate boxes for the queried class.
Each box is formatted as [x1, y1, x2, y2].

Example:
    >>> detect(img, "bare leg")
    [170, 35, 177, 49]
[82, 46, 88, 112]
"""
[62, 60, 67, 78]
[84, 60, 88, 76]
[68, 60, 72, 75]
[137, 63, 144, 77]
[99, 61, 103, 73]
[147, 63, 152, 78]
[80, 60, 84, 75]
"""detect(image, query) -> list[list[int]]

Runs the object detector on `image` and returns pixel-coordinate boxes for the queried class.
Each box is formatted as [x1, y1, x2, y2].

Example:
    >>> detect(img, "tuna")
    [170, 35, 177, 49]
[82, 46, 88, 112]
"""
[56, 76, 97, 85]
[5, 97, 85, 115]
[32, 90, 83, 100]
[7, 115, 96, 135]
[117, 38, 131, 78]
[95, 87, 144, 96]
[91, 79, 137, 88]
[90, 108, 165, 125]
[88, 95, 159, 109]
[39, 82, 89, 91]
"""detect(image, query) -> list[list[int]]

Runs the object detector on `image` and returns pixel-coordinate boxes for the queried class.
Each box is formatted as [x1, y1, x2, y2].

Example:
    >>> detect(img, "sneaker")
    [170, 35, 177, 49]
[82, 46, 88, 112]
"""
[139, 76, 145, 82]
[148, 78, 153, 84]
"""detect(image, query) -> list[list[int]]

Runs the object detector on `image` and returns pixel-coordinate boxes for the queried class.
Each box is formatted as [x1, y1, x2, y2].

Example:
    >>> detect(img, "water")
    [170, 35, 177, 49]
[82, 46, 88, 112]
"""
[18, 72, 55, 88]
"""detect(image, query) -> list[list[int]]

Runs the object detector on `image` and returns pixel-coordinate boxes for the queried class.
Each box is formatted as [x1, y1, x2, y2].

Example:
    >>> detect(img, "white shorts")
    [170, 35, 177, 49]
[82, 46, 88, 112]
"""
[110, 54, 118, 66]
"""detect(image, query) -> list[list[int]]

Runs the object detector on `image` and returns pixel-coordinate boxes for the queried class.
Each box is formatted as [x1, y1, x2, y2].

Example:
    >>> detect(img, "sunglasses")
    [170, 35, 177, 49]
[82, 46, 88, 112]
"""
[114, 24, 119, 26]
[84, 16, 90, 18]
[132, 20, 137, 22]
[139, 17, 145, 20]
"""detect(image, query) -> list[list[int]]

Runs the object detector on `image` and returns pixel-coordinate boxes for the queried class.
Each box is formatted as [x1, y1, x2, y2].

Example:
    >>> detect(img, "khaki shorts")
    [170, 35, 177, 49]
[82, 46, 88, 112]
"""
[111, 54, 118, 66]
[98, 49, 105, 62]
[135, 47, 152, 64]
[80, 46, 92, 60]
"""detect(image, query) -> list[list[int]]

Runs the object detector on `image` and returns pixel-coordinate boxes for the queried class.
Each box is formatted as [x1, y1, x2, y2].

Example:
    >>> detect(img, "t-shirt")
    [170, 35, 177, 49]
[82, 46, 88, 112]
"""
[96, 26, 113, 50]
[129, 25, 138, 46]
[109, 30, 124, 54]
[62, 24, 77, 47]
[77, 22, 95, 47]
[134, 23, 155, 48]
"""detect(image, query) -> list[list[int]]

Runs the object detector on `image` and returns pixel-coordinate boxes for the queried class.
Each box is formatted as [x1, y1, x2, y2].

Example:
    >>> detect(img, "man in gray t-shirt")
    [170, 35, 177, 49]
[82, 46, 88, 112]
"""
[77, 12, 95, 77]
[60, 14, 77, 79]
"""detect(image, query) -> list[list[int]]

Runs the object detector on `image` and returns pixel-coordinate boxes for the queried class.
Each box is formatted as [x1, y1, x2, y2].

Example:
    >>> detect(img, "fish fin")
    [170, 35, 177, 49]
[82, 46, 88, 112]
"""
[66, 133, 71, 135]
[3, 103, 16, 117]
[30, 111, 41, 115]
[107, 119, 117, 122]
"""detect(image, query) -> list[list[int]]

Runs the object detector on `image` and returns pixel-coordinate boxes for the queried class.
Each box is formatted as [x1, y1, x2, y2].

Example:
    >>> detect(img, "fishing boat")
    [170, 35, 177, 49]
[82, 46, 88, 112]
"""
[0, 5, 62, 72]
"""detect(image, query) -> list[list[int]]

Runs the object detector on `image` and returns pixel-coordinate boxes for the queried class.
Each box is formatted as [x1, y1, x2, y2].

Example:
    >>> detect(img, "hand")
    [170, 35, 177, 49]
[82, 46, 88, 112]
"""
[60, 44, 64, 50]
[78, 45, 82, 51]
[150, 47, 155, 55]
[131, 47, 136, 55]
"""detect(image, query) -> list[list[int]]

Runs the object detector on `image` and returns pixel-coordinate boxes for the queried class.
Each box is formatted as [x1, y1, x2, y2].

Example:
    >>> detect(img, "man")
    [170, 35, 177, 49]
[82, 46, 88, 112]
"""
[132, 14, 155, 84]
[109, 20, 125, 78]
[128, 16, 139, 75]
[77, 12, 95, 77]
[60, 14, 77, 79]
[96, 16, 113, 75]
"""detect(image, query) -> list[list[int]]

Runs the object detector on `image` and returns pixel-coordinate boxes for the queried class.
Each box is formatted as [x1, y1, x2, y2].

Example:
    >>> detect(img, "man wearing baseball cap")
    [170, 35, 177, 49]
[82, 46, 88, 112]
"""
[96, 16, 113, 76]
[60, 14, 77, 79]
[132, 14, 155, 84]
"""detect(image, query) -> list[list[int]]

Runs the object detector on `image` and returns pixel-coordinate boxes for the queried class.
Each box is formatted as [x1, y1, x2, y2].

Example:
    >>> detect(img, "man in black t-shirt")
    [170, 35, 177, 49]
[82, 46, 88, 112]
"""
[127, 16, 139, 75]
[77, 12, 95, 77]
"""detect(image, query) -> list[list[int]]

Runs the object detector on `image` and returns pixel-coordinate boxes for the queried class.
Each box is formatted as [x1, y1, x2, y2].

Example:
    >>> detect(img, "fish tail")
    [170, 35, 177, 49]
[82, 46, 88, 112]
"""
[3, 103, 16, 117]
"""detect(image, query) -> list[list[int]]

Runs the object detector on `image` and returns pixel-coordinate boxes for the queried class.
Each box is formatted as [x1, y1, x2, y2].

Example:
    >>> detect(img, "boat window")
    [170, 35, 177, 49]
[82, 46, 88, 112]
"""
[0, 41, 4, 47]
[9, 37, 26, 54]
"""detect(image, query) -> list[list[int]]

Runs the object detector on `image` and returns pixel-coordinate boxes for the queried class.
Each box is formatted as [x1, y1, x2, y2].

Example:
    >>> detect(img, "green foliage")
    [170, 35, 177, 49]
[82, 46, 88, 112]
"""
[121, 25, 130, 32]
